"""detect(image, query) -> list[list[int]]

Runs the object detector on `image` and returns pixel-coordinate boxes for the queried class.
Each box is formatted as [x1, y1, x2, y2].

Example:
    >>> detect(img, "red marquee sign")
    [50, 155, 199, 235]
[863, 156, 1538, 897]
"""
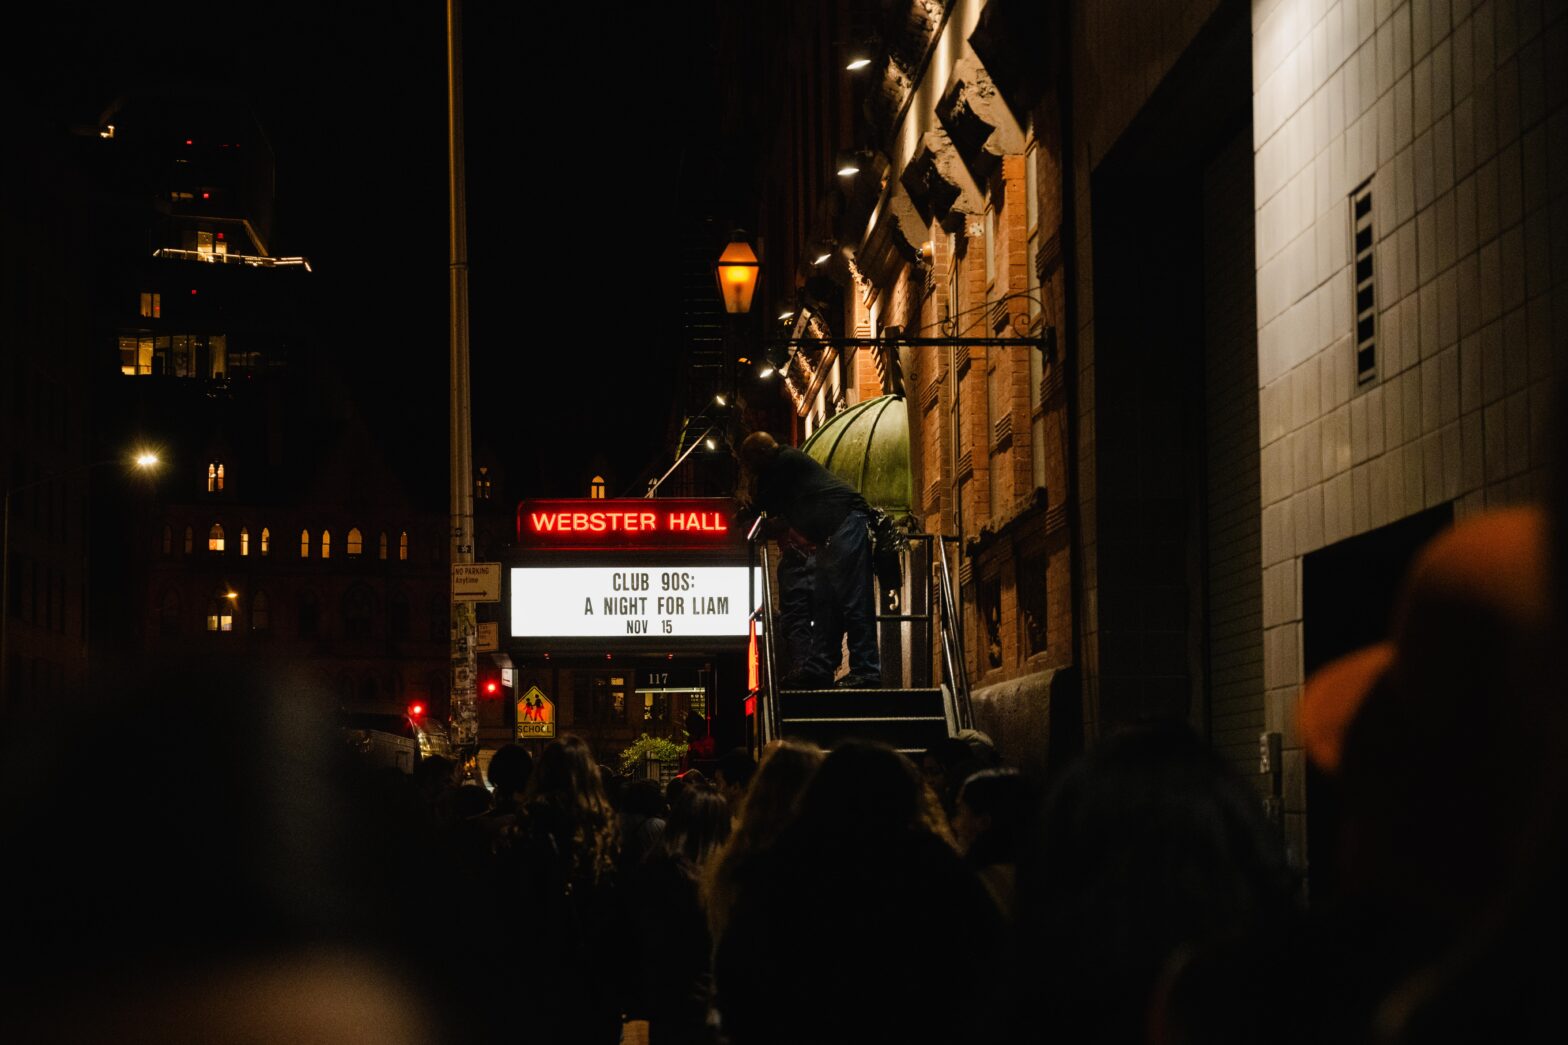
[515, 498, 742, 551]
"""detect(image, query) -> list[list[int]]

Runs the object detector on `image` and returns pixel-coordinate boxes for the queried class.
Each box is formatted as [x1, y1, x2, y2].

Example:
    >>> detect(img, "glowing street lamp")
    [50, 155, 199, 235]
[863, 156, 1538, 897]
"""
[715, 232, 760, 314]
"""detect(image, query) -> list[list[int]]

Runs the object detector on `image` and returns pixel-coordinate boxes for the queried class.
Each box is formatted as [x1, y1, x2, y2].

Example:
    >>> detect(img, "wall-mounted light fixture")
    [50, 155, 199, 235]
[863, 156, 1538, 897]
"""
[715, 231, 760, 314]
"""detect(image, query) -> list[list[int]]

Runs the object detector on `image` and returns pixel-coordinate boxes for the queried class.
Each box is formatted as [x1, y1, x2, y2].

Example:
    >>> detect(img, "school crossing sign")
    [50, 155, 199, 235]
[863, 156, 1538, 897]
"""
[515, 685, 556, 740]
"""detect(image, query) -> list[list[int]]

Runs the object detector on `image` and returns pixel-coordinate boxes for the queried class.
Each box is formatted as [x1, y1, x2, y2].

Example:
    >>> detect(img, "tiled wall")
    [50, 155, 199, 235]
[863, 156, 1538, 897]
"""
[1251, 0, 1567, 854]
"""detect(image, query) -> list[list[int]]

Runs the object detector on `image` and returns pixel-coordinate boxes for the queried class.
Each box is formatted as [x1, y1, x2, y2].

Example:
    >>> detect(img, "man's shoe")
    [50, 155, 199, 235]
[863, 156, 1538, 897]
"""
[834, 673, 883, 689]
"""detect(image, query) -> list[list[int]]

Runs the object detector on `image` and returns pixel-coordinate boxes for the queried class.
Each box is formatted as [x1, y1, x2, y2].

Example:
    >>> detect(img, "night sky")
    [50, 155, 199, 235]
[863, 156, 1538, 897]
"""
[7, 0, 753, 503]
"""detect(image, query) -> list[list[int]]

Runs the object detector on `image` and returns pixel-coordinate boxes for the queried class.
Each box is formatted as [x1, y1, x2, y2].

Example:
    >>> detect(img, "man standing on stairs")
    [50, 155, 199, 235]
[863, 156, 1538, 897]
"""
[737, 431, 882, 689]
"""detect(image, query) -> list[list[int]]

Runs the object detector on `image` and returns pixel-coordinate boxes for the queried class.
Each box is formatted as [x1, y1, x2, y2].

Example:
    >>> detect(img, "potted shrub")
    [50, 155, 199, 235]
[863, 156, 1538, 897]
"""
[619, 733, 686, 782]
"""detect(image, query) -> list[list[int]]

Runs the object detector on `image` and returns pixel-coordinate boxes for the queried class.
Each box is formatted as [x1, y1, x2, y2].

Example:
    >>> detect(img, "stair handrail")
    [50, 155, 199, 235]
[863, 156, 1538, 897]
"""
[934, 535, 974, 731]
[748, 517, 782, 747]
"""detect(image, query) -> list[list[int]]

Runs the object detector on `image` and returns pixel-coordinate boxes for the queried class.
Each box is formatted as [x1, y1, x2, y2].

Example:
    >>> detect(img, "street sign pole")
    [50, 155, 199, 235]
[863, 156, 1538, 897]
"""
[446, 0, 478, 755]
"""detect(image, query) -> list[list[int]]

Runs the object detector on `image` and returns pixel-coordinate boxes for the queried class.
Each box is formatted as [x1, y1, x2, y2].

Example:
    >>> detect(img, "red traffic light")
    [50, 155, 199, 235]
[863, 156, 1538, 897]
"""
[483, 679, 500, 696]
[408, 701, 426, 718]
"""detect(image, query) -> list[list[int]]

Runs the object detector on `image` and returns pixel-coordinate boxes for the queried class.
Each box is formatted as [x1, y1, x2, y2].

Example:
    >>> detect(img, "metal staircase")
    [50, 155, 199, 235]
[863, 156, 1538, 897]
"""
[749, 531, 972, 755]
[773, 686, 951, 754]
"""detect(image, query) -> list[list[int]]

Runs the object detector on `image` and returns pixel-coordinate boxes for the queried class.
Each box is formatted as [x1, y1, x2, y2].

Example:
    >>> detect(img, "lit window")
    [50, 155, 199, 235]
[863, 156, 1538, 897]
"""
[197, 230, 214, 255]
[183, 526, 193, 554]
[379, 532, 388, 560]
[321, 530, 332, 559]
[260, 526, 270, 556]
[206, 592, 234, 632]
[300, 529, 311, 558]
[139, 292, 161, 319]
[216, 463, 224, 491]
[119, 336, 153, 376]
[477, 467, 493, 500]
[240, 527, 249, 557]
[984, 208, 997, 289]
[590, 475, 606, 499]
[208, 523, 225, 552]
[347, 527, 363, 556]
[399, 531, 409, 561]
[252, 591, 270, 632]
[209, 334, 228, 379]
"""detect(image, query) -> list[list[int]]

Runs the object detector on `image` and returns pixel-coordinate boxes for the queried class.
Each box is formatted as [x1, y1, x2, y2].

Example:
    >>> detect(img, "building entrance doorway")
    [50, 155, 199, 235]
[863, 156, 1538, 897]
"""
[1300, 503, 1452, 900]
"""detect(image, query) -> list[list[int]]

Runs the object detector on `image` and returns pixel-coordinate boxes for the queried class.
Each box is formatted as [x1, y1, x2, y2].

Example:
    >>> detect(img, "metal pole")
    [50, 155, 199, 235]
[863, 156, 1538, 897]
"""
[645, 421, 722, 499]
[1, 489, 10, 707]
[447, 0, 478, 752]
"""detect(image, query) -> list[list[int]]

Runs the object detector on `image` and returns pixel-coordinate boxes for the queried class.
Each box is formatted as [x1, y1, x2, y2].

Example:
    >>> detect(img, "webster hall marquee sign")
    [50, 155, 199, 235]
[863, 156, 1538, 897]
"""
[509, 498, 758, 643]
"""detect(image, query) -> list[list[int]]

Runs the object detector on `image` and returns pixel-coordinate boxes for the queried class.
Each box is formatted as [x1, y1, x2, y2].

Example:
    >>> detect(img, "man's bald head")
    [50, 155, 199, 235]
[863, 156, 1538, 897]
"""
[738, 431, 782, 472]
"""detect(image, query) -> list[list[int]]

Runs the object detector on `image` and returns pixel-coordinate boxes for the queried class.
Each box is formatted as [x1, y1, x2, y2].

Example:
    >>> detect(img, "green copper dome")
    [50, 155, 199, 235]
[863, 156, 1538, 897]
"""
[800, 394, 912, 519]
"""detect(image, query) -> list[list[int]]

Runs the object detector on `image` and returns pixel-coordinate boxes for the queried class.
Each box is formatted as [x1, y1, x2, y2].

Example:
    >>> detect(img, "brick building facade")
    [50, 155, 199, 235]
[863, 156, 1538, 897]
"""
[738, 0, 1568, 877]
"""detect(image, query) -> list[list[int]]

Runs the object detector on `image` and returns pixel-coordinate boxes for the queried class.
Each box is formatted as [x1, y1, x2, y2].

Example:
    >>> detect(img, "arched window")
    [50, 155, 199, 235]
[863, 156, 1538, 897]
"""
[260, 527, 270, 556]
[216, 463, 225, 491]
[298, 590, 321, 638]
[252, 590, 270, 631]
[476, 466, 493, 500]
[321, 529, 332, 559]
[590, 475, 606, 499]
[399, 531, 409, 561]
[208, 523, 225, 552]
[206, 591, 235, 632]
[347, 527, 363, 556]
[240, 527, 249, 557]
[342, 584, 374, 639]
[159, 588, 181, 637]
[207, 463, 217, 493]
[161, 524, 172, 556]
[183, 525, 193, 554]
[378, 532, 388, 560]
[300, 529, 311, 558]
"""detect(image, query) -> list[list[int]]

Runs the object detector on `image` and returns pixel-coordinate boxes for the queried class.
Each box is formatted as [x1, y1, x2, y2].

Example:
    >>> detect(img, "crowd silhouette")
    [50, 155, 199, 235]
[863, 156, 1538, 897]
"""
[3, 480, 1565, 1043]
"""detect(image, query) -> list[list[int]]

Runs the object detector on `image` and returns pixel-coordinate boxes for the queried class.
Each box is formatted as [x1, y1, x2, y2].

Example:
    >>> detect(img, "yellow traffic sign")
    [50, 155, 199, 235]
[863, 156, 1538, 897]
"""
[515, 685, 555, 739]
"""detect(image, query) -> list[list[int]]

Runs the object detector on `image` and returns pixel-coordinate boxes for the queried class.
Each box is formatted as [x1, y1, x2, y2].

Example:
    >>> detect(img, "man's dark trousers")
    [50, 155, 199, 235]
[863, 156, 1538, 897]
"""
[806, 510, 881, 682]
[777, 543, 816, 672]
